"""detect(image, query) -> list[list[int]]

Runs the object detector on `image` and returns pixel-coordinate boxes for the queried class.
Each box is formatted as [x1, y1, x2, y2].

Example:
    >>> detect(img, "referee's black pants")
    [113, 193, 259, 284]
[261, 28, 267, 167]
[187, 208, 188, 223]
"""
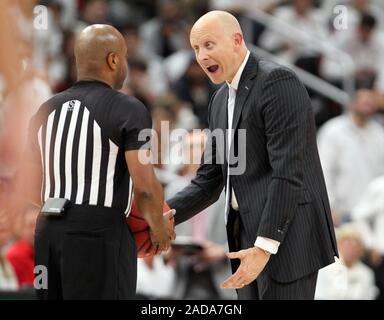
[226, 207, 318, 300]
[34, 204, 137, 300]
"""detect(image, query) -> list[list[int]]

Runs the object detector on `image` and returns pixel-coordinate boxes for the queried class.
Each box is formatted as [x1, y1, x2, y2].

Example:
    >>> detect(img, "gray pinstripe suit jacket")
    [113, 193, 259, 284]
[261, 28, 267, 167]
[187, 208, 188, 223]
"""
[167, 52, 338, 283]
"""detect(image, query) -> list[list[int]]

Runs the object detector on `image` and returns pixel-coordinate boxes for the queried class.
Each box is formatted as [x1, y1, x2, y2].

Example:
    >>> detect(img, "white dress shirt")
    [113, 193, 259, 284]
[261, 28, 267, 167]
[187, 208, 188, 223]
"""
[0, 253, 18, 292]
[226, 50, 279, 254]
[315, 257, 378, 300]
[136, 256, 176, 299]
[352, 175, 384, 255]
[317, 114, 384, 218]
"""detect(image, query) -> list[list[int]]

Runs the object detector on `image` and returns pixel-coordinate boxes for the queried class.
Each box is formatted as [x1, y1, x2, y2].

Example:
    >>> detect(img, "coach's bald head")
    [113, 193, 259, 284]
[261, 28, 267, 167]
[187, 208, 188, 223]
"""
[75, 24, 128, 89]
[192, 10, 243, 37]
[190, 11, 248, 84]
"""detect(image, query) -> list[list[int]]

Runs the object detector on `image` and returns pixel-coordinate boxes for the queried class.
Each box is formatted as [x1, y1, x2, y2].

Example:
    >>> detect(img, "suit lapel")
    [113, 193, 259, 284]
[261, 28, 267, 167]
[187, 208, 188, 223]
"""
[231, 53, 259, 132]
[218, 89, 228, 132]
[213, 53, 259, 176]
[218, 89, 228, 174]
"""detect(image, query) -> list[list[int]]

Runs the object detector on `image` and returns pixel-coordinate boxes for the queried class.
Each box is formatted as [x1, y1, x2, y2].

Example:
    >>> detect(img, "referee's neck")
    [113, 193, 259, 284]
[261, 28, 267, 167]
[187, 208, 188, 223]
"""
[77, 73, 114, 89]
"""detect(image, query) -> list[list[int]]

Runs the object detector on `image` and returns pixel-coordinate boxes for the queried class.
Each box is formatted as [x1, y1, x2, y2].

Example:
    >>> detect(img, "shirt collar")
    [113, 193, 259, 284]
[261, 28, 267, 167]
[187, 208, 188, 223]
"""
[226, 50, 250, 91]
[74, 79, 112, 89]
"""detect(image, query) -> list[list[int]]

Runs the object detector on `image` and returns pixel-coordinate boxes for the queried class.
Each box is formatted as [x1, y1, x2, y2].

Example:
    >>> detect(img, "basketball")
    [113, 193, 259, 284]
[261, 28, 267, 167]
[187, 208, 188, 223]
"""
[127, 201, 174, 258]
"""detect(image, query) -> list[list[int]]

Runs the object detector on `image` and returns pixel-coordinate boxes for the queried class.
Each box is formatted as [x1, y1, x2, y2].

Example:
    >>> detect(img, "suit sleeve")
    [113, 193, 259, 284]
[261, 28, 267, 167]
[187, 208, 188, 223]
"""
[167, 91, 224, 225]
[257, 68, 309, 243]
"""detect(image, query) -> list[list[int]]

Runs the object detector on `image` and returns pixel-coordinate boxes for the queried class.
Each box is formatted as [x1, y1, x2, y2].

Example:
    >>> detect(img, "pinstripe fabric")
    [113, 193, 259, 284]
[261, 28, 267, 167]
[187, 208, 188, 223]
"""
[167, 53, 338, 295]
[230, 206, 318, 299]
[237, 269, 318, 300]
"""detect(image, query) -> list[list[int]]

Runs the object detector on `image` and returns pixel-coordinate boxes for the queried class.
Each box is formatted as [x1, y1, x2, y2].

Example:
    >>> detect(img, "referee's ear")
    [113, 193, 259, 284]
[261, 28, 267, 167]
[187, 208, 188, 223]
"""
[107, 52, 118, 71]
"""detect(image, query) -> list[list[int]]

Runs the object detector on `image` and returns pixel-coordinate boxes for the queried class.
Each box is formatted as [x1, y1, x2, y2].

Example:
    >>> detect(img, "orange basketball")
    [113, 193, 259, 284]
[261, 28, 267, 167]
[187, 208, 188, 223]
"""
[127, 200, 173, 258]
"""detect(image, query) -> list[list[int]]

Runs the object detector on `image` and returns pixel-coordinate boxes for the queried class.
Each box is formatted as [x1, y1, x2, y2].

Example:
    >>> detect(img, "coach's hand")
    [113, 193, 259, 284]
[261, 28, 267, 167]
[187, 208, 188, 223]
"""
[148, 209, 176, 255]
[221, 247, 270, 289]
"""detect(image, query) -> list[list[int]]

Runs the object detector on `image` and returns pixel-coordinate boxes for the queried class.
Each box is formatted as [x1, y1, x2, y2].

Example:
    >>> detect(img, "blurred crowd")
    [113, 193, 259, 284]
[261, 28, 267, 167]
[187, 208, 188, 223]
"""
[1, 0, 384, 300]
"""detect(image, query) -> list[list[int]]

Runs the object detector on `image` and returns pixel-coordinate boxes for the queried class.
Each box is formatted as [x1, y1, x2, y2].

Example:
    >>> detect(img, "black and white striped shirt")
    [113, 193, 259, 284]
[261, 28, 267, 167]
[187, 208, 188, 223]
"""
[28, 80, 152, 215]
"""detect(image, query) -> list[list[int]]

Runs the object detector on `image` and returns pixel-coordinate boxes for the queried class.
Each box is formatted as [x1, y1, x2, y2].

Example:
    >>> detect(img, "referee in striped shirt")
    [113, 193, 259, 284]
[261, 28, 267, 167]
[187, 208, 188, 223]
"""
[28, 24, 175, 299]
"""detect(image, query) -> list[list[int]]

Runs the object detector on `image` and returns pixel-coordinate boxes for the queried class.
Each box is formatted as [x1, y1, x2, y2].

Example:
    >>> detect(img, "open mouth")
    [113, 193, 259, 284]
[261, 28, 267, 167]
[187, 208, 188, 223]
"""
[207, 65, 219, 73]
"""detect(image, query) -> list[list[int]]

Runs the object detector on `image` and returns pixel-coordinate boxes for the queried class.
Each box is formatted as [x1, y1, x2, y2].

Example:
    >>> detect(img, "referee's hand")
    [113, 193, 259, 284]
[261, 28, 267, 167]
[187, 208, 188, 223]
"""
[148, 209, 176, 255]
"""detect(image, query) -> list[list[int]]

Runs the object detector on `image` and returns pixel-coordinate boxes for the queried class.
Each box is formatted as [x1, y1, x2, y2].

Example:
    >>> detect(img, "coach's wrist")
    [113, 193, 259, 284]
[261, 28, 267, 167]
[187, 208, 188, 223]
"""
[261, 247, 272, 257]
[251, 246, 271, 257]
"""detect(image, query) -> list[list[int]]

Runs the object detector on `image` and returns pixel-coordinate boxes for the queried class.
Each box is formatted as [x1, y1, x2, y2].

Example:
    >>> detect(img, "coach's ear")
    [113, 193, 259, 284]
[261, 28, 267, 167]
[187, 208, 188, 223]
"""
[106, 51, 118, 71]
[233, 32, 244, 51]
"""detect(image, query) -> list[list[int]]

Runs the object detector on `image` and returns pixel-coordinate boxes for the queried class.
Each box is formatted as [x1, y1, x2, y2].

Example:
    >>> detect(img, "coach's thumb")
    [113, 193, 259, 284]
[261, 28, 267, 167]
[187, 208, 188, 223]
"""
[226, 251, 243, 260]
[164, 209, 176, 220]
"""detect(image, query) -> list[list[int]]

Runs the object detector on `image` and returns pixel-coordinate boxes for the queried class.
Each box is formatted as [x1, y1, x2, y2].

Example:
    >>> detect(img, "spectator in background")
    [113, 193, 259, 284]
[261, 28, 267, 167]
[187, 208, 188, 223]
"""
[209, 0, 284, 45]
[349, 0, 384, 30]
[163, 22, 195, 85]
[151, 92, 179, 176]
[139, 0, 186, 58]
[164, 54, 194, 92]
[317, 89, 384, 225]
[0, 210, 18, 292]
[51, 30, 77, 92]
[122, 58, 153, 108]
[315, 223, 378, 300]
[182, 0, 210, 22]
[150, 93, 199, 180]
[259, 0, 328, 75]
[136, 255, 176, 299]
[108, 0, 158, 25]
[376, 92, 384, 126]
[76, 0, 109, 31]
[172, 56, 217, 127]
[54, 0, 77, 30]
[32, 0, 64, 86]
[53, 57, 77, 94]
[0, 36, 51, 195]
[120, 23, 168, 97]
[136, 130, 235, 300]
[322, 0, 384, 33]
[321, 13, 384, 92]
[107, 0, 144, 29]
[0, 1, 35, 214]
[164, 131, 236, 300]
[352, 175, 384, 299]
[154, 92, 199, 133]
[6, 205, 39, 289]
